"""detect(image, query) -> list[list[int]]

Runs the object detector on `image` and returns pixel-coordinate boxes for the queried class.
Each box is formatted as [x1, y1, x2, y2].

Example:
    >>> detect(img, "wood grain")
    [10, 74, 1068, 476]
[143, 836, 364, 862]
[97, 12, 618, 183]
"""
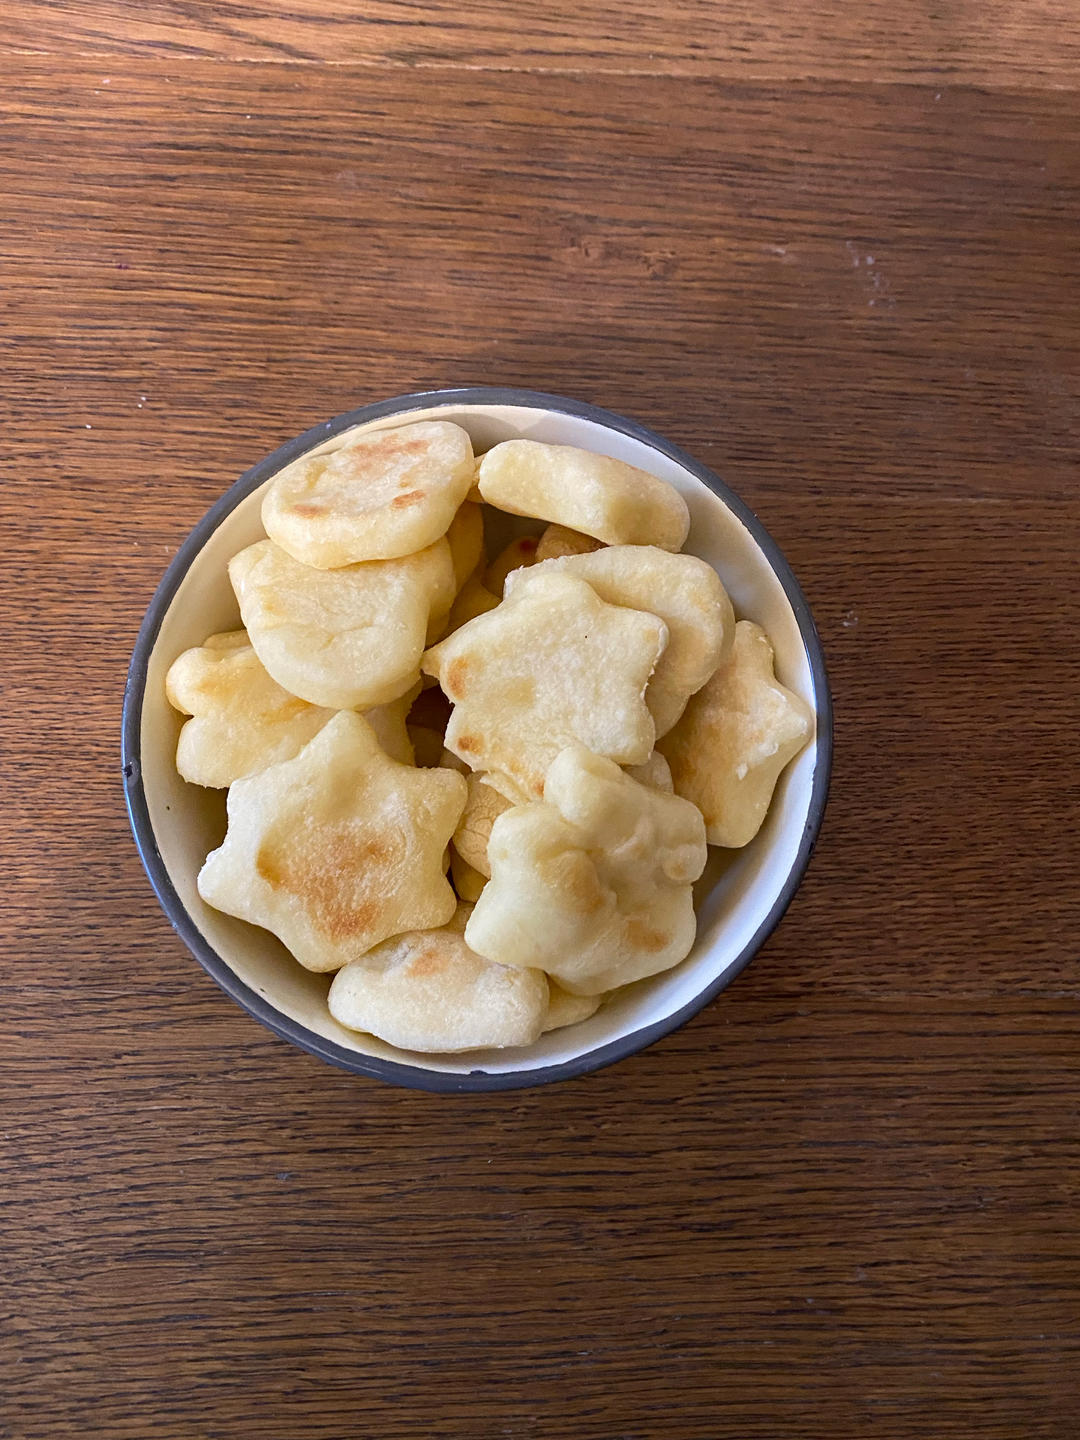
[6, 60, 1078, 503]
[6, 0, 1080, 88]
[3, 17, 1079, 1440]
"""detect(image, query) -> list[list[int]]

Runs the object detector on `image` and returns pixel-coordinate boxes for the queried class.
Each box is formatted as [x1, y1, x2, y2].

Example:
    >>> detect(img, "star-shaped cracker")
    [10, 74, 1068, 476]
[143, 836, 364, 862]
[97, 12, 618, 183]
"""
[262, 420, 476, 567]
[423, 571, 669, 802]
[659, 620, 813, 848]
[506, 545, 734, 737]
[229, 537, 454, 710]
[165, 629, 335, 788]
[198, 711, 467, 971]
[464, 745, 707, 995]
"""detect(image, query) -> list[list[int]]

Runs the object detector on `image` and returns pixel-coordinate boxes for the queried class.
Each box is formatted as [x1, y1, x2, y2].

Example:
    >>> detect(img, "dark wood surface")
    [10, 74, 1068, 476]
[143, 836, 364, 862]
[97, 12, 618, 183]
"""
[3, 7, 1078, 1437]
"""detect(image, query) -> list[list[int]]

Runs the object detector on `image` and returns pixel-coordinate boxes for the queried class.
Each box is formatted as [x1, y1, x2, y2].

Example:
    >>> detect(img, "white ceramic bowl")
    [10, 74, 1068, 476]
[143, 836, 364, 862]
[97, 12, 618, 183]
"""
[123, 388, 831, 1091]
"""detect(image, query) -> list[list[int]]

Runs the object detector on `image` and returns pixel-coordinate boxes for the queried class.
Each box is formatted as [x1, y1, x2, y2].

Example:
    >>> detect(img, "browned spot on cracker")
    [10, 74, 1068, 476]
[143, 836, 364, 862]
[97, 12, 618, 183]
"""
[391, 489, 426, 509]
[292, 503, 325, 518]
[562, 855, 605, 913]
[445, 657, 469, 696]
[456, 733, 481, 754]
[519, 536, 538, 555]
[407, 945, 452, 979]
[255, 823, 404, 943]
[625, 918, 668, 953]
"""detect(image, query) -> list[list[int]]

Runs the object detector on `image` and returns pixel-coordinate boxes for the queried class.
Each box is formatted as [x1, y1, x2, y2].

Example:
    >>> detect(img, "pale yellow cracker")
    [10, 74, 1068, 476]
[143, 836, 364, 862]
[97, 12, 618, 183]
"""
[444, 571, 500, 634]
[198, 711, 466, 971]
[507, 545, 734, 736]
[625, 750, 674, 791]
[449, 845, 487, 903]
[453, 774, 512, 877]
[535, 523, 603, 562]
[485, 535, 540, 596]
[424, 571, 668, 802]
[229, 537, 454, 710]
[445, 501, 486, 592]
[165, 630, 335, 789]
[477, 440, 690, 551]
[465, 745, 707, 995]
[328, 903, 548, 1053]
[261, 420, 475, 567]
[362, 681, 420, 766]
[542, 983, 602, 1033]
[659, 620, 813, 848]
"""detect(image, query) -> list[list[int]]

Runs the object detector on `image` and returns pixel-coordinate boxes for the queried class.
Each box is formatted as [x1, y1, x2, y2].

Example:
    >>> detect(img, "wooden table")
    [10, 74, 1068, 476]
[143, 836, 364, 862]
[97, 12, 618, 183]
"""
[4, 4, 1078, 1436]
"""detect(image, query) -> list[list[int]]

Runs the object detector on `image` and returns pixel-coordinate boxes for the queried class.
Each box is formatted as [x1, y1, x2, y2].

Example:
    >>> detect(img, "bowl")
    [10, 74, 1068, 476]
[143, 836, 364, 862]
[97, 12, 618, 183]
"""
[122, 387, 832, 1092]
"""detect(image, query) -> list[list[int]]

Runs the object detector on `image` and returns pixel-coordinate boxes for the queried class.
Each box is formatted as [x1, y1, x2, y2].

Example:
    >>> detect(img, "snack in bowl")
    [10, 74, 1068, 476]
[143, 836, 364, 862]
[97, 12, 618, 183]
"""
[477, 439, 691, 550]
[197, 710, 466, 971]
[165, 630, 335, 788]
[424, 570, 668, 803]
[262, 419, 475, 567]
[327, 902, 548, 1054]
[141, 399, 826, 1078]
[659, 620, 814, 848]
[484, 534, 540, 596]
[503, 545, 735, 738]
[464, 745, 708, 995]
[452, 773, 512, 878]
[229, 536, 454, 709]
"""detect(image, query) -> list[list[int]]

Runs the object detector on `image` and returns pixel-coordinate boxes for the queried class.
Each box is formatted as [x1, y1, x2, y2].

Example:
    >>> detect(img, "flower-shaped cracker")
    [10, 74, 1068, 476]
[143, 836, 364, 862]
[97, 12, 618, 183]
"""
[465, 745, 707, 995]
[506, 545, 734, 737]
[659, 620, 813, 848]
[165, 630, 335, 788]
[262, 420, 475, 567]
[198, 711, 466, 971]
[423, 571, 669, 802]
[328, 902, 548, 1052]
[229, 537, 454, 710]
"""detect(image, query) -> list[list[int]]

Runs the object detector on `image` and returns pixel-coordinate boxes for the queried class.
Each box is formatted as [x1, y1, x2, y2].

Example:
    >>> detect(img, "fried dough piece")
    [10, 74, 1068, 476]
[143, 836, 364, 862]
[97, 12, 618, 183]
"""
[485, 535, 540, 596]
[542, 983, 603, 1033]
[262, 420, 475, 566]
[423, 571, 668, 802]
[659, 620, 813, 848]
[625, 750, 674, 792]
[535, 524, 603, 562]
[449, 846, 487, 903]
[477, 440, 689, 552]
[328, 903, 547, 1052]
[452, 774, 512, 877]
[198, 712, 466, 971]
[465, 745, 707, 995]
[446, 500, 486, 592]
[444, 571, 501, 633]
[507, 545, 733, 736]
[166, 630, 334, 788]
[229, 538, 454, 709]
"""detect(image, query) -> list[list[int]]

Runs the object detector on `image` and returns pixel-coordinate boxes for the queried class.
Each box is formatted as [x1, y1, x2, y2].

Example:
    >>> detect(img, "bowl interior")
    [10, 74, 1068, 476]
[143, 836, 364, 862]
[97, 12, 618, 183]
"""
[137, 399, 824, 1080]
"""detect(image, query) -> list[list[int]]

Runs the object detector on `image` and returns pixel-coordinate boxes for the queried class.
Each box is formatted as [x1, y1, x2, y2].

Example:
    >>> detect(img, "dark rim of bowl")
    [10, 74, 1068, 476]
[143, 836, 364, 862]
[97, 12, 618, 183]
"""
[122, 387, 833, 1094]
